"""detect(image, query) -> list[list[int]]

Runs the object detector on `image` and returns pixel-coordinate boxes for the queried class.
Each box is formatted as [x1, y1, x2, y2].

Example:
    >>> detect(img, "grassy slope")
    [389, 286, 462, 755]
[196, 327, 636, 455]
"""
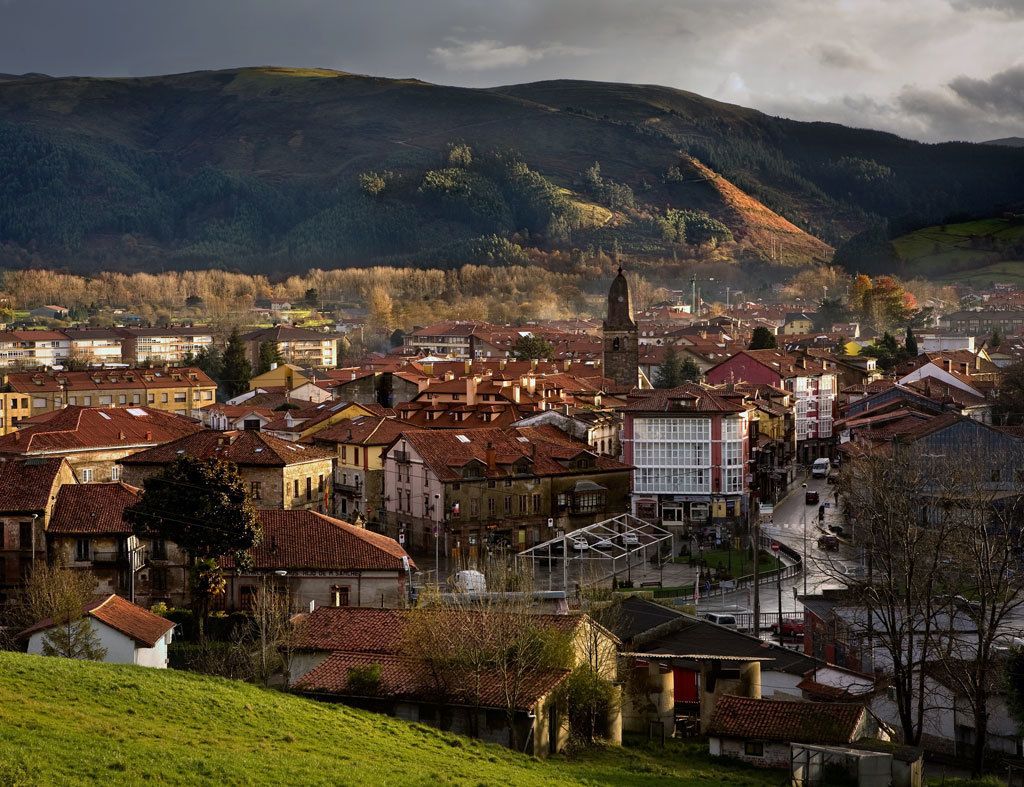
[893, 218, 1024, 282]
[0, 651, 778, 786]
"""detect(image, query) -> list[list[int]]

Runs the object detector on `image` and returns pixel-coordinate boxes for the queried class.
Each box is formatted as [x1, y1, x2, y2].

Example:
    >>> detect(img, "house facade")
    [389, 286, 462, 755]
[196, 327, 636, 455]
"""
[622, 384, 750, 529]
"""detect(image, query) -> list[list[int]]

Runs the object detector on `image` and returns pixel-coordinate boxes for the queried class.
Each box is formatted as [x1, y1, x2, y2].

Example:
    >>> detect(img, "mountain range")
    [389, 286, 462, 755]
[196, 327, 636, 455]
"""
[1, 66, 1023, 274]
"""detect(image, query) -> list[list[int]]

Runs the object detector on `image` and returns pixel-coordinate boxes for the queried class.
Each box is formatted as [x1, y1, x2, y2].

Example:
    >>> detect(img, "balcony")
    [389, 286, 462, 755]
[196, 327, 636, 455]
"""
[335, 479, 363, 494]
[393, 450, 411, 464]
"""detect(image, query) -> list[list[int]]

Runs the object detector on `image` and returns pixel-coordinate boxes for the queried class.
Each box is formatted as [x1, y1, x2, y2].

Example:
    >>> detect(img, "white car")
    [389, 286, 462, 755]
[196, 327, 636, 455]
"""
[571, 539, 590, 551]
[620, 533, 640, 546]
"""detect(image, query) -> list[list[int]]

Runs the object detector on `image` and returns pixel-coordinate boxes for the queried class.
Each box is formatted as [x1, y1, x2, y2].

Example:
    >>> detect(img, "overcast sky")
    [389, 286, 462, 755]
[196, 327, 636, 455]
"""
[2, 0, 1023, 142]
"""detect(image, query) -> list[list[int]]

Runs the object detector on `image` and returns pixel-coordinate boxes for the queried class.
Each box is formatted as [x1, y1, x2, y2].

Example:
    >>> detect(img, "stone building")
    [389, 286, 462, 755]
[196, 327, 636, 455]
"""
[602, 268, 640, 392]
[118, 430, 336, 514]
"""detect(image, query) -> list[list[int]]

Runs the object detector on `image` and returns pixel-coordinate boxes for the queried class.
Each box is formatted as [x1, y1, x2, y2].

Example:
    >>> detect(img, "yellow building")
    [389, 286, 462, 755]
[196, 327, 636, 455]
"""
[262, 401, 380, 442]
[0, 391, 31, 436]
[4, 367, 218, 418]
[248, 363, 313, 392]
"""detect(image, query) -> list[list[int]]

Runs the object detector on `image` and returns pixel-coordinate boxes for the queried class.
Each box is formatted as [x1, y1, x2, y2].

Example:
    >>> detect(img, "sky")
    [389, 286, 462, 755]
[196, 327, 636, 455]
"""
[1, 0, 1023, 143]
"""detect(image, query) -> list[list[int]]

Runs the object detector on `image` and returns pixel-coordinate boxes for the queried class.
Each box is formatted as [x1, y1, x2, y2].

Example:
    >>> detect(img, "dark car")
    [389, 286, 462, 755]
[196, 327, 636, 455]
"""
[828, 524, 845, 537]
[805, 489, 820, 505]
[818, 535, 840, 551]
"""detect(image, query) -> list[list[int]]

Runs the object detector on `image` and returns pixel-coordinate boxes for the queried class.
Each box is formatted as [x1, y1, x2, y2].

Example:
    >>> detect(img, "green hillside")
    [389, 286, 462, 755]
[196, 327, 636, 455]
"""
[892, 217, 1024, 284]
[0, 651, 775, 786]
[2, 67, 1024, 273]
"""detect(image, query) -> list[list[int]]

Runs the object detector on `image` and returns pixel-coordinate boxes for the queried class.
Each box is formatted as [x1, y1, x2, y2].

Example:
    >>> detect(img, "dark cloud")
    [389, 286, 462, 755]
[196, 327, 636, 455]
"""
[816, 43, 878, 71]
[948, 0, 1024, 15]
[950, 65, 1024, 116]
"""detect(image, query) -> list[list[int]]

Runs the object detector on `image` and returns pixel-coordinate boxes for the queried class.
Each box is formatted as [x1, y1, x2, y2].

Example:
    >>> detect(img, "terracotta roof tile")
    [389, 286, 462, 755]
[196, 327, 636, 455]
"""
[294, 651, 568, 710]
[0, 456, 68, 512]
[19, 594, 173, 648]
[706, 695, 865, 744]
[49, 483, 139, 535]
[119, 429, 333, 467]
[0, 406, 201, 454]
[247, 510, 414, 572]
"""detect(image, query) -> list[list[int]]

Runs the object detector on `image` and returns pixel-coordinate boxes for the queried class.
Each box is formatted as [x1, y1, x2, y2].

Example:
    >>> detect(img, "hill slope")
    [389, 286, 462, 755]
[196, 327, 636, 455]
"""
[0, 651, 775, 786]
[1, 67, 1023, 273]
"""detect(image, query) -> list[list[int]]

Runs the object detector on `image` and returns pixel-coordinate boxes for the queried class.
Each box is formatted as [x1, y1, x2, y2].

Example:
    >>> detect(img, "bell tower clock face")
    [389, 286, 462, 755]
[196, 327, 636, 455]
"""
[617, 296, 624, 303]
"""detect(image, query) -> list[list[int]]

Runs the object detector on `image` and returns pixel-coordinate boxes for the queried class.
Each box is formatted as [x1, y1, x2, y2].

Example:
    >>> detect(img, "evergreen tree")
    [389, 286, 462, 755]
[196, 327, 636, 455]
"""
[654, 345, 683, 388]
[904, 325, 918, 357]
[256, 340, 282, 376]
[680, 356, 701, 383]
[512, 335, 554, 361]
[42, 614, 107, 661]
[992, 327, 1003, 348]
[221, 328, 252, 398]
[749, 326, 778, 350]
[126, 456, 260, 640]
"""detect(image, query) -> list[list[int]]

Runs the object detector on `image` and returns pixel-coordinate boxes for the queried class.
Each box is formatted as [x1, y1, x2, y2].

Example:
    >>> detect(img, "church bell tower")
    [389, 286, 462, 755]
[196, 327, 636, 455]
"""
[602, 267, 639, 390]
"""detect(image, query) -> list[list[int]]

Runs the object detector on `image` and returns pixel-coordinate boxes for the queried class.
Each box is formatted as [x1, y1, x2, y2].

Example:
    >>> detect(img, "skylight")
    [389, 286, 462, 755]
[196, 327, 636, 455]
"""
[456, 434, 471, 443]
[98, 412, 112, 420]
[127, 408, 148, 417]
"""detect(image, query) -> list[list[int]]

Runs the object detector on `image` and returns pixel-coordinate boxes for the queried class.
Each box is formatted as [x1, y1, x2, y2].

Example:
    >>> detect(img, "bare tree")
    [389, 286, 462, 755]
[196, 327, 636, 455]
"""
[19, 563, 106, 661]
[246, 578, 293, 686]
[927, 441, 1024, 776]
[835, 445, 956, 746]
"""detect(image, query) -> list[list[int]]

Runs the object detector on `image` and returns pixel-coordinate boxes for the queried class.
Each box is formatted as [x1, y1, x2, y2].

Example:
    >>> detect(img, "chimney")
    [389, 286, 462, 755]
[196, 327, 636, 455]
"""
[465, 376, 478, 406]
[510, 384, 520, 404]
[485, 441, 496, 471]
[944, 359, 953, 372]
[144, 430, 152, 441]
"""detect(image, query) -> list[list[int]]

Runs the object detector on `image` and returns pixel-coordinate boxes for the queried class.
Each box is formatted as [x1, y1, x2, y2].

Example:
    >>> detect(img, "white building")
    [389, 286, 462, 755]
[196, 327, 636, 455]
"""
[0, 331, 72, 368]
[22, 594, 174, 668]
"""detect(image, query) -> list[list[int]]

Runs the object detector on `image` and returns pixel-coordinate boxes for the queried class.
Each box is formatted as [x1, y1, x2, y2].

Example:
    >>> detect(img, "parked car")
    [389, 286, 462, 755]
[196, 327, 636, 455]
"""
[771, 618, 805, 637]
[620, 532, 640, 546]
[700, 612, 738, 629]
[571, 538, 589, 551]
[818, 535, 840, 551]
[805, 489, 820, 505]
[828, 524, 845, 536]
[811, 458, 831, 478]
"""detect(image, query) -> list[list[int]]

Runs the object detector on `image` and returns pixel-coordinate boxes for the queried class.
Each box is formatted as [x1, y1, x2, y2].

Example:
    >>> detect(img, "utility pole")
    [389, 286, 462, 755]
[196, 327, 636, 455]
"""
[751, 495, 760, 637]
[690, 274, 697, 317]
[801, 483, 809, 596]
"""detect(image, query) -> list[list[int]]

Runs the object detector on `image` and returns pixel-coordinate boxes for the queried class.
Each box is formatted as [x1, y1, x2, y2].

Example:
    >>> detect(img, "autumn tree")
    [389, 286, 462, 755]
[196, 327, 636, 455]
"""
[367, 284, 394, 337]
[126, 457, 260, 639]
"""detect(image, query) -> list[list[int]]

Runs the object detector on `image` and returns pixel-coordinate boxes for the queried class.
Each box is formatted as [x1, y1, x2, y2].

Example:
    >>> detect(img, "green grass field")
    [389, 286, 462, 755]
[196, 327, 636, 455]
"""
[893, 217, 1024, 279]
[0, 651, 781, 786]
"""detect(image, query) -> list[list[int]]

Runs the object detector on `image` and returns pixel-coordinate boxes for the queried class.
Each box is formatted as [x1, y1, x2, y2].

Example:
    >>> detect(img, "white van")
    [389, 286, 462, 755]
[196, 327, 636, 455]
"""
[700, 612, 738, 629]
[811, 458, 831, 478]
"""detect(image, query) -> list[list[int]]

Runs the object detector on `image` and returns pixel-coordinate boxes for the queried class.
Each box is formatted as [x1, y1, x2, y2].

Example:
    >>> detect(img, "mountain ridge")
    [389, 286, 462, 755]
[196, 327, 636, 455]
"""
[1, 66, 1023, 274]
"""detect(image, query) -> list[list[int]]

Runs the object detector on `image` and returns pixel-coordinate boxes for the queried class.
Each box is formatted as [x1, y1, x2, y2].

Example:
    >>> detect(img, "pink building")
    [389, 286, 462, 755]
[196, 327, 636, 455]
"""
[706, 350, 835, 463]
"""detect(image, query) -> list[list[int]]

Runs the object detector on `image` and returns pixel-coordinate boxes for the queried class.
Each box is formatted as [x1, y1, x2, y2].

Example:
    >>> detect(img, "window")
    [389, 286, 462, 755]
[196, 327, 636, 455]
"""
[341, 446, 347, 462]
[99, 395, 112, 405]
[743, 741, 764, 757]
[19, 521, 32, 550]
[240, 586, 257, 611]
[488, 498, 495, 516]
[132, 394, 141, 404]
[306, 477, 313, 501]
[294, 479, 300, 499]
[161, 393, 169, 403]
[504, 496, 512, 515]
[148, 394, 155, 404]
[83, 396, 91, 406]
[118, 395, 127, 405]
[354, 447, 360, 465]
[110, 465, 121, 482]
[574, 491, 606, 513]
[519, 495, 527, 514]
[20, 398, 27, 409]
[532, 493, 541, 513]
[151, 538, 167, 561]
[331, 585, 351, 607]
[80, 468, 94, 483]
[174, 393, 186, 403]
[250, 481, 262, 500]
[470, 499, 479, 517]
[32, 397, 46, 409]
[318, 474, 324, 493]
[75, 538, 90, 562]
[632, 417, 712, 495]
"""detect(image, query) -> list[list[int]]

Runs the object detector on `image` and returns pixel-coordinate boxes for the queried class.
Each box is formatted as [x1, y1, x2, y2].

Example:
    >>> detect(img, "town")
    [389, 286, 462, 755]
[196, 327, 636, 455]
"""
[1, 258, 1024, 784]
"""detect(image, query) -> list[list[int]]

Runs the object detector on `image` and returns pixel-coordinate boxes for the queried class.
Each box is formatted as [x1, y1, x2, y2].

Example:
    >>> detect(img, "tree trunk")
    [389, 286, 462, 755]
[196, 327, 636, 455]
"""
[972, 702, 988, 777]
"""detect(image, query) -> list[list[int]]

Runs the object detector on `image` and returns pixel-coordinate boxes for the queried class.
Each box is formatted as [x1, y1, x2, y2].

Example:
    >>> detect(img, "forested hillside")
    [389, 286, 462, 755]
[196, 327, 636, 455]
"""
[1, 67, 1023, 273]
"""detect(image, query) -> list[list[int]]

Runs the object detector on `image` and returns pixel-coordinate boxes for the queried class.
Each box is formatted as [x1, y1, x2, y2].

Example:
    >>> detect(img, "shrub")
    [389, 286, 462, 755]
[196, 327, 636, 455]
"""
[346, 663, 382, 696]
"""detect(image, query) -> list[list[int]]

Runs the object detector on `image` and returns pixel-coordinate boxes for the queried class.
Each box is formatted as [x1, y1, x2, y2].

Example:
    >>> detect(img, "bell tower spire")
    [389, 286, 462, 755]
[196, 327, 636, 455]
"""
[602, 268, 639, 390]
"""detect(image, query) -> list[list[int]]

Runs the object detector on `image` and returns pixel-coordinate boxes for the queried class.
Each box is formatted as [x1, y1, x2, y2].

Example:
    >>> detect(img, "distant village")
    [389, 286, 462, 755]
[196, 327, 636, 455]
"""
[3, 267, 1024, 783]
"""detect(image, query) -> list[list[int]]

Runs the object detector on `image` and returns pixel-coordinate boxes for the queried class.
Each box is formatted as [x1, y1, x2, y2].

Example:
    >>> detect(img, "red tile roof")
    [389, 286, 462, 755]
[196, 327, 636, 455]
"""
[312, 416, 417, 446]
[119, 429, 333, 467]
[19, 594, 173, 648]
[48, 483, 140, 535]
[0, 456, 68, 512]
[622, 383, 747, 414]
[294, 651, 568, 711]
[249, 510, 414, 572]
[706, 695, 865, 745]
[0, 406, 201, 454]
[290, 606, 585, 653]
[5, 367, 215, 394]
